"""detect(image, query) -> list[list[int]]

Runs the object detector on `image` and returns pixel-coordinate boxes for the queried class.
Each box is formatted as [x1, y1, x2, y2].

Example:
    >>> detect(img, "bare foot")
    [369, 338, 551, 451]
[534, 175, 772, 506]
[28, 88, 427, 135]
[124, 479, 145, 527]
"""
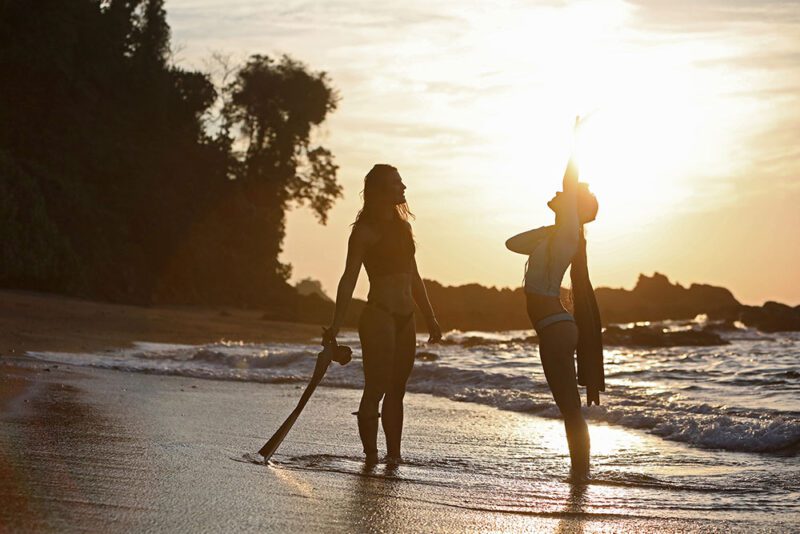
[566, 464, 590, 484]
[385, 455, 403, 465]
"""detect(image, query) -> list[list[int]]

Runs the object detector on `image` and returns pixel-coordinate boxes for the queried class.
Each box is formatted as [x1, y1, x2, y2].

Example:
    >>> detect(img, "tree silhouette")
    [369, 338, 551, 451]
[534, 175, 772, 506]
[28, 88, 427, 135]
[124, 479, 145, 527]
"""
[0, 2, 341, 306]
[221, 54, 341, 283]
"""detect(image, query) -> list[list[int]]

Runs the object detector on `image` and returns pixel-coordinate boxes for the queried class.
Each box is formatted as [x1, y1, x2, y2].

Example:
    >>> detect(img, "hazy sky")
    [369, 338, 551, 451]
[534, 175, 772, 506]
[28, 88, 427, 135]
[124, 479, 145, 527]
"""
[168, 0, 800, 305]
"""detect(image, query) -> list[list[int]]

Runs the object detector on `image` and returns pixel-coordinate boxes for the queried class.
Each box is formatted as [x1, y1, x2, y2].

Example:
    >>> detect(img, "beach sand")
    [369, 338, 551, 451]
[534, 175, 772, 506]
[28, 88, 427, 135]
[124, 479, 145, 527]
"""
[0, 291, 792, 532]
[1, 360, 764, 533]
[0, 290, 320, 356]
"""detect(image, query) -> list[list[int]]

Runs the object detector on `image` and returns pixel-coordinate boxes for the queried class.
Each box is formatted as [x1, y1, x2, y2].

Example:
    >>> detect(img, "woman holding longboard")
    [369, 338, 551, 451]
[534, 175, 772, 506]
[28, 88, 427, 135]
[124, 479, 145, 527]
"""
[324, 164, 442, 464]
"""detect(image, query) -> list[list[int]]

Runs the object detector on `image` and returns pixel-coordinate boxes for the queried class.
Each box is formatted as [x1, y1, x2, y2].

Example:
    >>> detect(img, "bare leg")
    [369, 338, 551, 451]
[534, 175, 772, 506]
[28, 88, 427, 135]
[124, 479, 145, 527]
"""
[357, 308, 395, 461]
[537, 320, 590, 476]
[382, 315, 416, 460]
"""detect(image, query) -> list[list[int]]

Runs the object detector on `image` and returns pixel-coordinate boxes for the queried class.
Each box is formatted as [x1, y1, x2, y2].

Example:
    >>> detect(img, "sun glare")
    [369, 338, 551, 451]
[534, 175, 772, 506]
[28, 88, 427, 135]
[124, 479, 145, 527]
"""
[516, 417, 643, 458]
[568, 42, 723, 223]
[472, 0, 745, 232]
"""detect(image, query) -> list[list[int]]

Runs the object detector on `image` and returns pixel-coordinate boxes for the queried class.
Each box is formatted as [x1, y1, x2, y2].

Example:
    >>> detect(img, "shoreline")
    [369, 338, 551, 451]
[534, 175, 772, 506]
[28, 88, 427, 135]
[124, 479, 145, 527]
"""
[0, 289, 748, 362]
[2, 289, 797, 532]
[0, 289, 322, 357]
[0, 361, 764, 533]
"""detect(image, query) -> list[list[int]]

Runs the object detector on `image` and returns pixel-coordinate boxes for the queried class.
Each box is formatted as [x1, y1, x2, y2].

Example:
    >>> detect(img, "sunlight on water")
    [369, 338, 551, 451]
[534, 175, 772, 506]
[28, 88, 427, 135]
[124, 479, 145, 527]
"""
[515, 418, 642, 458]
[588, 424, 645, 457]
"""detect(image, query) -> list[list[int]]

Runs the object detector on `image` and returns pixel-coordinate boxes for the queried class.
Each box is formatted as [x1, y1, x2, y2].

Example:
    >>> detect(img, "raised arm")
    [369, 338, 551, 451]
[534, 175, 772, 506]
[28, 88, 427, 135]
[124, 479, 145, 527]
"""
[324, 225, 369, 343]
[505, 226, 552, 255]
[562, 154, 579, 193]
[411, 257, 442, 343]
[551, 153, 580, 254]
[563, 116, 583, 191]
[551, 137, 581, 256]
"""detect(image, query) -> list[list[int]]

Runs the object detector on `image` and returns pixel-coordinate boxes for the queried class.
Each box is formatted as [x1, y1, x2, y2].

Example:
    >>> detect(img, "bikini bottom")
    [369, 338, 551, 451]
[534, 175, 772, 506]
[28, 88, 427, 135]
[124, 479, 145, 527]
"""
[367, 301, 415, 332]
[533, 312, 575, 334]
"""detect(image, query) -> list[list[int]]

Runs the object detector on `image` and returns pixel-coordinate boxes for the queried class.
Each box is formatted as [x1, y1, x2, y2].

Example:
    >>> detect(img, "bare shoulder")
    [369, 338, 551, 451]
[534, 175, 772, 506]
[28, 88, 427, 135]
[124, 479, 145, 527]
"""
[350, 221, 379, 246]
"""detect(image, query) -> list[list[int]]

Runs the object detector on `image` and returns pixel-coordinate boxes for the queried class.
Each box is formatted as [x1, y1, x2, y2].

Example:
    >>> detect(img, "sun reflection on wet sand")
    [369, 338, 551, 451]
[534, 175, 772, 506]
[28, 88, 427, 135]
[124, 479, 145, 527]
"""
[515, 417, 644, 459]
[270, 465, 316, 498]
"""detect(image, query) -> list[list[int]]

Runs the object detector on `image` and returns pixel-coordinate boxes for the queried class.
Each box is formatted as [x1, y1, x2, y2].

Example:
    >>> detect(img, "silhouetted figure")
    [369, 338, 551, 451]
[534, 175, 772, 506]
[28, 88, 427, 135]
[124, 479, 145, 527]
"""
[325, 164, 442, 464]
[506, 118, 604, 479]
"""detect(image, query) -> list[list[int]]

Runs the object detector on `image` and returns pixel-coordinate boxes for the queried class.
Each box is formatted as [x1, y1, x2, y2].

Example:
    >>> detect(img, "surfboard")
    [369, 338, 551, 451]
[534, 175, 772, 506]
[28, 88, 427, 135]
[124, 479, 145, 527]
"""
[258, 341, 352, 462]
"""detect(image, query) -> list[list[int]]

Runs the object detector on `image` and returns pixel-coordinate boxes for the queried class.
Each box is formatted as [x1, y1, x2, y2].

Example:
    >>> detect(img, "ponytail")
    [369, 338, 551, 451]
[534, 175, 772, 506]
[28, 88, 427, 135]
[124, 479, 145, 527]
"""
[570, 226, 605, 405]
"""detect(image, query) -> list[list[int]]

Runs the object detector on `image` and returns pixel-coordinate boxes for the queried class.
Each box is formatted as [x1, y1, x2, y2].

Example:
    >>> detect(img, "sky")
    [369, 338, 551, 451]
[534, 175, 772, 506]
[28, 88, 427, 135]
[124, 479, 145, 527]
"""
[167, 0, 800, 305]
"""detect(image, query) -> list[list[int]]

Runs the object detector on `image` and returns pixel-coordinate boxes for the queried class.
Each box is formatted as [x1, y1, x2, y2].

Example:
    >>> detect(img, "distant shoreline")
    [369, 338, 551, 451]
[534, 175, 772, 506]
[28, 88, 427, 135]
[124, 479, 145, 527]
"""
[2, 275, 799, 360]
[0, 289, 319, 358]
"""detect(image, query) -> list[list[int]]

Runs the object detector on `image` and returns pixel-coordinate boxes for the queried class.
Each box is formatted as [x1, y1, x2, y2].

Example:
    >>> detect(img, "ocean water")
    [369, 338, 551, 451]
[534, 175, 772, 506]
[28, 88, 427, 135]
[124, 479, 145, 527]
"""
[28, 317, 800, 529]
[30, 318, 800, 455]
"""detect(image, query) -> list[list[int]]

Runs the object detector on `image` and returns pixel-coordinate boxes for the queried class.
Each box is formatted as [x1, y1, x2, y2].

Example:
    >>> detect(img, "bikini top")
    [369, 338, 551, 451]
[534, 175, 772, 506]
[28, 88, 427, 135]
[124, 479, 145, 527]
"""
[524, 195, 580, 296]
[362, 218, 415, 279]
[524, 226, 578, 296]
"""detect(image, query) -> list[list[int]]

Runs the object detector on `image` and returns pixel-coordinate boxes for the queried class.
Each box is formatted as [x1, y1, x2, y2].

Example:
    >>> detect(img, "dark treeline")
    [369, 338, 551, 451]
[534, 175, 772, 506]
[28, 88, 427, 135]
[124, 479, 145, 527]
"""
[1, 0, 340, 306]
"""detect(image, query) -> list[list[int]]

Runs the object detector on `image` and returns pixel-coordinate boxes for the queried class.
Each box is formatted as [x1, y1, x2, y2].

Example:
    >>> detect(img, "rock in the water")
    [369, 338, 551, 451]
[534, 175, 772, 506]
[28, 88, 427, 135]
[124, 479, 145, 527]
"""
[415, 351, 439, 361]
[602, 325, 728, 347]
[508, 335, 539, 345]
[739, 301, 800, 332]
[461, 336, 491, 348]
[595, 273, 741, 324]
[702, 319, 739, 332]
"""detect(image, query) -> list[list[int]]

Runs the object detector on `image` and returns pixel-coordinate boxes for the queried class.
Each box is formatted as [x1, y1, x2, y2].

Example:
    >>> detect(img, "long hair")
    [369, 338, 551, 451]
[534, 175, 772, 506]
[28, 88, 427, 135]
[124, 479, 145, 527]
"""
[352, 164, 414, 230]
[570, 223, 605, 406]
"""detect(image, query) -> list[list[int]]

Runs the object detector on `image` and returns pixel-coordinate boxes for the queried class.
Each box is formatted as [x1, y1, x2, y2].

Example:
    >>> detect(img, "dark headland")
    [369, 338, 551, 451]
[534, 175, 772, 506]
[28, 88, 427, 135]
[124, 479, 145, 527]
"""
[280, 272, 800, 336]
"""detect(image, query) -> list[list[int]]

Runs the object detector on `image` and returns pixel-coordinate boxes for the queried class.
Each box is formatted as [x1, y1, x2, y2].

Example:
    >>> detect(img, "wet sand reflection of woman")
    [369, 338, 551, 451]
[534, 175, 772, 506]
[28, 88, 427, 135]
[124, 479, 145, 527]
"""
[325, 164, 442, 464]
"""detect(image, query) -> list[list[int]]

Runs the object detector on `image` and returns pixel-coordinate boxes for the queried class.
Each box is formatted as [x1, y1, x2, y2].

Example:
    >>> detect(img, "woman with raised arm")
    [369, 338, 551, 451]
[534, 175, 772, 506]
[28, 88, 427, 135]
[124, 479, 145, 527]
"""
[324, 164, 442, 464]
[505, 118, 604, 478]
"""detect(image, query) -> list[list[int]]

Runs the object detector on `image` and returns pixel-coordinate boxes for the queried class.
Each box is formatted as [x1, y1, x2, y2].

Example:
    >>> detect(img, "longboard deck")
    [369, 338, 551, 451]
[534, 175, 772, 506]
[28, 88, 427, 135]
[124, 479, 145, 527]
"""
[258, 343, 352, 461]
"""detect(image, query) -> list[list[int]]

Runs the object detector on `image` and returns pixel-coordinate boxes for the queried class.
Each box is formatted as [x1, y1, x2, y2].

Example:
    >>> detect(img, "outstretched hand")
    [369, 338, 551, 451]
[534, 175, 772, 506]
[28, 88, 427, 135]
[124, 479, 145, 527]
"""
[321, 326, 337, 347]
[427, 318, 443, 344]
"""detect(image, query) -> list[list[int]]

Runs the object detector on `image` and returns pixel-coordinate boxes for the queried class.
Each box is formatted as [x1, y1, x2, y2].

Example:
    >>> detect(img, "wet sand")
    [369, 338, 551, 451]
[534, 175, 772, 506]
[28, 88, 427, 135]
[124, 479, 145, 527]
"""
[1, 359, 761, 533]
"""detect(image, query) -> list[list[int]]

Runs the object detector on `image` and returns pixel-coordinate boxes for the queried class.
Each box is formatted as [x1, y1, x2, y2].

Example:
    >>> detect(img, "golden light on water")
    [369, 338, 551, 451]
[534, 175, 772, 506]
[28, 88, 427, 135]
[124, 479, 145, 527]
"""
[587, 423, 645, 457]
[516, 417, 644, 458]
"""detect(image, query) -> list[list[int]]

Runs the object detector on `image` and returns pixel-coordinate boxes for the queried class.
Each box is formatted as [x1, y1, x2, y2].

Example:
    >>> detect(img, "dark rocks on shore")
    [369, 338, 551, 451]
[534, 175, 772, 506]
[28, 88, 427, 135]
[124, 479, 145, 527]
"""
[460, 337, 495, 348]
[738, 301, 800, 333]
[264, 273, 797, 335]
[596, 273, 741, 325]
[439, 328, 727, 349]
[510, 335, 539, 345]
[601, 326, 729, 347]
[440, 335, 538, 348]
[422, 272, 746, 332]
